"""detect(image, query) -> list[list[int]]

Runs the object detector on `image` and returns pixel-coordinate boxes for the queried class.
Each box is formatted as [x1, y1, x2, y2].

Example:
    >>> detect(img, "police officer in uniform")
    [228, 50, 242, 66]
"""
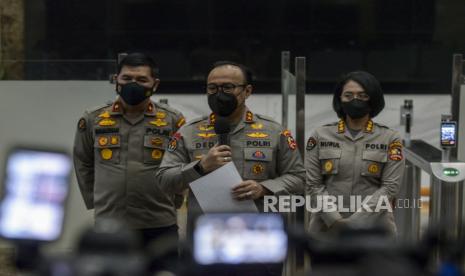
[305, 71, 405, 237]
[73, 53, 186, 245]
[156, 61, 304, 213]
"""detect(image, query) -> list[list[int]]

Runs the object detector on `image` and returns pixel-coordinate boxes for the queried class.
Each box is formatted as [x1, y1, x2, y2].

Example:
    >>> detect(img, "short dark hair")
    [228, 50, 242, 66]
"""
[209, 60, 253, 84]
[117, 52, 159, 77]
[332, 71, 385, 118]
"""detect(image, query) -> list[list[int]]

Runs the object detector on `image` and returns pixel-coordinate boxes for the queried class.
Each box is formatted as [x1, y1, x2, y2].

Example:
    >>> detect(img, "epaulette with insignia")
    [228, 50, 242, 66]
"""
[87, 102, 112, 115]
[184, 116, 208, 127]
[255, 113, 277, 123]
[155, 101, 181, 117]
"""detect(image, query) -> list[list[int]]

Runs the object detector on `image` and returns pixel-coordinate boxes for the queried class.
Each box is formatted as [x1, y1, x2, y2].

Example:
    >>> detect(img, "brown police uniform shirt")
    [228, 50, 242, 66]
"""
[156, 108, 305, 213]
[305, 119, 405, 235]
[73, 99, 185, 229]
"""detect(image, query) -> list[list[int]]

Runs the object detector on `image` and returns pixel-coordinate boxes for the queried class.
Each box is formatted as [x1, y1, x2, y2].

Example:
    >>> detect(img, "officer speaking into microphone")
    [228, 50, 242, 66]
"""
[156, 61, 305, 214]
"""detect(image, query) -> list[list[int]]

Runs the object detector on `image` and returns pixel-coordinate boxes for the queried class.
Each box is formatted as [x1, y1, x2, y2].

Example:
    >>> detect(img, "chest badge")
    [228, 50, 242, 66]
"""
[98, 111, 111, 119]
[98, 136, 108, 146]
[151, 137, 164, 147]
[252, 163, 265, 175]
[156, 112, 166, 119]
[252, 151, 266, 159]
[99, 118, 116, 126]
[247, 132, 269, 138]
[110, 136, 119, 145]
[251, 123, 263, 130]
[198, 124, 214, 131]
[197, 133, 216, 138]
[151, 149, 163, 160]
[324, 160, 333, 173]
[368, 163, 379, 174]
[100, 149, 113, 160]
[150, 119, 168, 127]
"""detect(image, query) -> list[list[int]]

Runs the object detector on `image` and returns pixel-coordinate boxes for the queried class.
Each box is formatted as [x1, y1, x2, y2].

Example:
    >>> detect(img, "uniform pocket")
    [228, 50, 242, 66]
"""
[318, 149, 341, 175]
[361, 150, 387, 178]
[243, 148, 273, 180]
[143, 135, 167, 165]
[94, 134, 121, 164]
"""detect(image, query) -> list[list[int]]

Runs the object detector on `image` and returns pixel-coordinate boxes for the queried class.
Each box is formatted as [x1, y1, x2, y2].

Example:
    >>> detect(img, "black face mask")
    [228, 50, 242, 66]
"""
[208, 92, 238, 117]
[341, 99, 370, 119]
[117, 82, 152, 106]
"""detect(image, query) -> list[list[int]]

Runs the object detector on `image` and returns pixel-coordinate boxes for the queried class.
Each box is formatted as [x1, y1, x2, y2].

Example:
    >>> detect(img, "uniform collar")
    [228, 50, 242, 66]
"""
[208, 108, 255, 126]
[208, 108, 255, 135]
[337, 119, 374, 141]
[109, 100, 157, 116]
[336, 119, 374, 134]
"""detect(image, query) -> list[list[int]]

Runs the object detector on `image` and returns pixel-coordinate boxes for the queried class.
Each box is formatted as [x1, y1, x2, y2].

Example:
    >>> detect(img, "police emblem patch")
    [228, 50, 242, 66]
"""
[168, 132, 182, 152]
[306, 137, 317, 151]
[282, 130, 297, 150]
[388, 141, 403, 161]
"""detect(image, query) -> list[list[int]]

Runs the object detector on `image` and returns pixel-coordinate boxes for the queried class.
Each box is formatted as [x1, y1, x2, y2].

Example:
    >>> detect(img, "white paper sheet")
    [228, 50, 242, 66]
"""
[189, 162, 258, 213]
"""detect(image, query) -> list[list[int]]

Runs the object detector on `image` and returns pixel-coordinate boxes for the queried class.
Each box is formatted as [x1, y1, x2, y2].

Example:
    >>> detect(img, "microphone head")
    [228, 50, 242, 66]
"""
[214, 116, 231, 134]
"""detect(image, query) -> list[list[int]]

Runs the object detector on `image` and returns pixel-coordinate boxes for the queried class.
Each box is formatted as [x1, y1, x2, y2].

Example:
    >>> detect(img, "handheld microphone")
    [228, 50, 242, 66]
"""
[214, 116, 231, 145]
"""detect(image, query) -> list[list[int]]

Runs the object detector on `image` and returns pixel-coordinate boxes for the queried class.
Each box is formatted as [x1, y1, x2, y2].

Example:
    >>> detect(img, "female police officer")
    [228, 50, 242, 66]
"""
[305, 71, 405, 237]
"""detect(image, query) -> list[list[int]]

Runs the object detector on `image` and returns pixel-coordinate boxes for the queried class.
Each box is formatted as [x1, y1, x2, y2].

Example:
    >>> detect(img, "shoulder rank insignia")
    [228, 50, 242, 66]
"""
[245, 111, 254, 123]
[251, 123, 263, 130]
[247, 132, 269, 138]
[306, 137, 317, 151]
[364, 120, 374, 133]
[197, 133, 217, 138]
[78, 118, 86, 132]
[209, 113, 216, 125]
[199, 124, 214, 131]
[176, 117, 186, 128]
[337, 120, 345, 134]
[99, 118, 116, 126]
[98, 111, 111, 119]
[147, 103, 154, 113]
[112, 103, 121, 113]
[388, 141, 403, 161]
[168, 132, 182, 152]
[156, 111, 166, 119]
[282, 130, 297, 150]
[150, 119, 168, 127]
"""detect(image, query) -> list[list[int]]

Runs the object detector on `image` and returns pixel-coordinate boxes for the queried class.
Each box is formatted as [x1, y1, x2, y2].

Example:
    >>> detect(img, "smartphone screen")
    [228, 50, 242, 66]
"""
[193, 213, 287, 265]
[0, 148, 71, 241]
[441, 122, 457, 147]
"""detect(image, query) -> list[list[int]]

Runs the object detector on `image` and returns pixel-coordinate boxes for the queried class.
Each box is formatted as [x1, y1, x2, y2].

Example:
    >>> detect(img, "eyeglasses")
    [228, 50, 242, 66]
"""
[341, 92, 370, 101]
[206, 83, 247, 94]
